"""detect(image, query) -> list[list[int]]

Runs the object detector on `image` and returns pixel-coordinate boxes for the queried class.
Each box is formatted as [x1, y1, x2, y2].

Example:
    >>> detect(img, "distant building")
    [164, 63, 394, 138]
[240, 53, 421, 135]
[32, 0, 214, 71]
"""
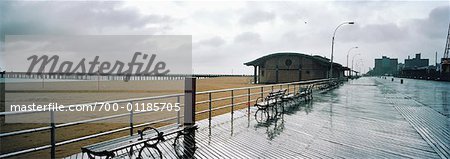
[373, 56, 398, 76]
[398, 63, 404, 71]
[400, 65, 439, 79]
[404, 53, 429, 69]
[244, 52, 346, 84]
[399, 53, 439, 79]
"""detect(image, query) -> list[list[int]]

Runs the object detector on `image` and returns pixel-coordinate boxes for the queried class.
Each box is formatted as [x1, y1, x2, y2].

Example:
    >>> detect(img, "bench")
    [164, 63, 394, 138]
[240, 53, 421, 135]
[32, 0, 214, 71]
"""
[253, 89, 287, 121]
[295, 84, 314, 101]
[323, 81, 339, 90]
[317, 82, 331, 90]
[282, 90, 296, 102]
[81, 124, 197, 159]
[254, 89, 286, 111]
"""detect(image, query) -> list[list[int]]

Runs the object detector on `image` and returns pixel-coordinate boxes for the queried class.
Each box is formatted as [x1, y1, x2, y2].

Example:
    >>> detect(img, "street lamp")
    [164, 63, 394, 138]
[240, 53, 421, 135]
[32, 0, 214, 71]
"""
[346, 46, 358, 67]
[346, 46, 358, 76]
[329, 21, 355, 79]
[351, 53, 361, 77]
[355, 59, 364, 75]
[358, 59, 365, 75]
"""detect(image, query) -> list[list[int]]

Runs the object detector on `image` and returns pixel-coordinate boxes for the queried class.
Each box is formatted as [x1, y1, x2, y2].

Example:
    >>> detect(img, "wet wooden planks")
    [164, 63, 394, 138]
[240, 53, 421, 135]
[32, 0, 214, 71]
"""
[65, 78, 446, 158]
[386, 94, 450, 158]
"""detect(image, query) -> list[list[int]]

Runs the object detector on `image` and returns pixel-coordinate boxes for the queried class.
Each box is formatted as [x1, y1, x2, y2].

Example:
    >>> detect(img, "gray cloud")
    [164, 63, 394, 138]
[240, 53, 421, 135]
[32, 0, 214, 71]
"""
[0, 1, 173, 39]
[340, 23, 409, 43]
[413, 6, 450, 39]
[0, 1, 175, 69]
[234, 32, 262, 44]
[195, 36, 226, 48]
[239, 10, 275, 25]
[340, 5, 449, 44]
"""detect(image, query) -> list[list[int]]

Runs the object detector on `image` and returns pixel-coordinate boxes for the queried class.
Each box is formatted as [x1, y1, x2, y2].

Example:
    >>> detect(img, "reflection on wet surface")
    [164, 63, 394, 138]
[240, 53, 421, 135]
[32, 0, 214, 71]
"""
[252, 100, 313, 141]
[377, 77, 450, 118]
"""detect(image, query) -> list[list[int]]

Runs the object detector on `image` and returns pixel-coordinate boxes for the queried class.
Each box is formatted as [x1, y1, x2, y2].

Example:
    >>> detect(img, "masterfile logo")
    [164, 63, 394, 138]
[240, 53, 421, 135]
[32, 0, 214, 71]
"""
[4, 35, 191, 75]
[26, 52, 171, 76]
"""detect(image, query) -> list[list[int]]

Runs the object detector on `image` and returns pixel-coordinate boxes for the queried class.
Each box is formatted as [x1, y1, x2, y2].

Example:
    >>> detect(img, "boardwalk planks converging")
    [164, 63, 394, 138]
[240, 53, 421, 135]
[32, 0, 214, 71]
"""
[66, 78, 448, 159]
[382, 81, 450, 159]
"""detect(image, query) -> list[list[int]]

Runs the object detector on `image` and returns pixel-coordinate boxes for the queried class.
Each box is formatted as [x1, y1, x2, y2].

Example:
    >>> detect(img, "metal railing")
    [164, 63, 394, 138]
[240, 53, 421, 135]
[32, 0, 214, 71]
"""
[0, 93, 185, 158]
[0, 78, 335, 158]
[194, 79, 333, 125]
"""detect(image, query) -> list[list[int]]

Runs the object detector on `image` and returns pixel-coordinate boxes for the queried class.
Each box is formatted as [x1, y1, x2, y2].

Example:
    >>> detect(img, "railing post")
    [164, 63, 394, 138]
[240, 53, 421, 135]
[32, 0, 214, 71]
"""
[287, 84, 290, 94]
[231, 90, 234, 115]
[129, 102, 134, 136]
[129, 101, 134, 156]
[293, 84, 296, 94]
[184, 77, 196, 126]
[50, 110, 56, 159]
[183, 78, 197, 158]
[247, 88, 250, 115]
[208, 92, 212, 125]
[260, 87, 263, 98]
[177, 96, 181, 127]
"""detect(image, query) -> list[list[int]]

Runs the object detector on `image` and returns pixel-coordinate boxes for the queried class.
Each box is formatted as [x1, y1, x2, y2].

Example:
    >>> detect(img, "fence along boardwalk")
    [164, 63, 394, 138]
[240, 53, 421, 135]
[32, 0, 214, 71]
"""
[66, 77, 447, 159]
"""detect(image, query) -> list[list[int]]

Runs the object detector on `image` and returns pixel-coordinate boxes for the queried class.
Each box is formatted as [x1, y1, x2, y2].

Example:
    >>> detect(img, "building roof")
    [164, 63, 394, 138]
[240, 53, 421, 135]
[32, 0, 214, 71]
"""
[243, 52, 343, 68]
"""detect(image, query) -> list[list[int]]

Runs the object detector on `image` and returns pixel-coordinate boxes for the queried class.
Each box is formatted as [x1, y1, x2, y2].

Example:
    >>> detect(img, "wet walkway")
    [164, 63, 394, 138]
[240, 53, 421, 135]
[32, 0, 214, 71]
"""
[375, 77, 450, 158]
[67, 77, 450, 158]
[188, 77, 447, 158]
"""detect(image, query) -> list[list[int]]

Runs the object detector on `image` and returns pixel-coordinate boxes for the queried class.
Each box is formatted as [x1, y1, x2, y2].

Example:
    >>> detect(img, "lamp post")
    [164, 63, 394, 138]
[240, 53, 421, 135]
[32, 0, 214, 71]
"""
[359, 59, 365, 75]
[346, 46, 358, 76]
[329, 21, 355, 79]
[351, 53, 360, 77]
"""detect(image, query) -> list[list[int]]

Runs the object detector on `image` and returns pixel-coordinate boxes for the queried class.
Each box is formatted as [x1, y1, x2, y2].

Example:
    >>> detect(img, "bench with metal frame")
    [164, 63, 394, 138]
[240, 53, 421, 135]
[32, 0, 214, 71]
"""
[295, 84, 314, 101]
[254, 89, 286, 111]
[81, 125, 197, 159]
[254, 89, 286, 122]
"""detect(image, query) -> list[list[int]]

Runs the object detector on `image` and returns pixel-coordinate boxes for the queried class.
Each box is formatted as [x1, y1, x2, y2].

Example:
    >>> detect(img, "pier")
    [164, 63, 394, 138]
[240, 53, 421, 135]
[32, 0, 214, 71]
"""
[1, 72, 251, 81]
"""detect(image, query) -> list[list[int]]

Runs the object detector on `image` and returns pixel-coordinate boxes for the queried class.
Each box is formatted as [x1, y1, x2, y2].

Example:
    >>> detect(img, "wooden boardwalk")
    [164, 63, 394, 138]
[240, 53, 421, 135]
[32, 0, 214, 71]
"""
[66, 77, 449, 158]
[380, 79, 450, 158]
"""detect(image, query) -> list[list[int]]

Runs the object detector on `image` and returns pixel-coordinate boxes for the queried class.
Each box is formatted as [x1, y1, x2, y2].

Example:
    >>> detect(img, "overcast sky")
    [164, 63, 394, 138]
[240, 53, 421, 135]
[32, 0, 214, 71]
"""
[1, 1, 449, 74]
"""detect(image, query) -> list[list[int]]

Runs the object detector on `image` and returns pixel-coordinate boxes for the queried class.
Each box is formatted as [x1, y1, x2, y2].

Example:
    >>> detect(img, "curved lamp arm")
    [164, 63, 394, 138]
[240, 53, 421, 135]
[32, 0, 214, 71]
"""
[347, 46, 358, 56]
[333, 21, 355, 39]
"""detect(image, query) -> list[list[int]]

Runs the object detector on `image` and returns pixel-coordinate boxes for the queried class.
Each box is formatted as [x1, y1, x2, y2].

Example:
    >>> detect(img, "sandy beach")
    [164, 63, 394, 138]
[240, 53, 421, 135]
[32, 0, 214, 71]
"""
[1, 77, 263, 158]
